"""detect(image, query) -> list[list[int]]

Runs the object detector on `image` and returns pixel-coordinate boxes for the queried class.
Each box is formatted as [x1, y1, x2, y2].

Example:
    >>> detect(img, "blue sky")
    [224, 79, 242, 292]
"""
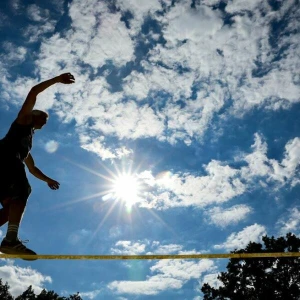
[0, 0, 299, 299]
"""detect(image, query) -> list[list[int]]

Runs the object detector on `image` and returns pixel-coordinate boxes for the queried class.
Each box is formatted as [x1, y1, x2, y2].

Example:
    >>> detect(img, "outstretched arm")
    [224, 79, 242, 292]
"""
[18, 73, 75, 121]
[25, 153, 60, 190]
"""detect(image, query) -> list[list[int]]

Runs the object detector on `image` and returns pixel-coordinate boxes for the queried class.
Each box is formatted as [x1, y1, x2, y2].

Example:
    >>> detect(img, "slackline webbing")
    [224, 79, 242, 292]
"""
[0, 253, 299, 260]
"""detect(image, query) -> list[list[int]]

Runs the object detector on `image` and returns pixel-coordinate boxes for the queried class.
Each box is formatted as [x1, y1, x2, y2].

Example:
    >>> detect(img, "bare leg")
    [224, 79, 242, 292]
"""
[0, 198, 36, 258]
[3, 199, 26, 241]
[8, 200, 26, 224]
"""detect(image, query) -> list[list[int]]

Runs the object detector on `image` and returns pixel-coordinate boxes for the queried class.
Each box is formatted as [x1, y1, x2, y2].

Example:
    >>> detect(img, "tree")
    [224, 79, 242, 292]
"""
[0, 280, 82, 300]
[201, 233, 300, 300]
[66, 293, 82, 300]
[36, 289, 65, 300]
[0, 279, 13, 300]
[15, 285, 36, 300]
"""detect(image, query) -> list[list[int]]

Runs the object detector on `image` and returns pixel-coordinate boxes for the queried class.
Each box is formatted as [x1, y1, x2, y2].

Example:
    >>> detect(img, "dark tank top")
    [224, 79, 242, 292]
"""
[0, 120, 34, 161]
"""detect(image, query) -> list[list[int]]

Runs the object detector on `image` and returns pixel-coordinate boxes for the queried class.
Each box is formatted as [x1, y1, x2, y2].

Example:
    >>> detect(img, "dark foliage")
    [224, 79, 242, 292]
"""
[0, 279, 14, 300]
[201, 233, 300, 300]
[0, 281, 82, 300]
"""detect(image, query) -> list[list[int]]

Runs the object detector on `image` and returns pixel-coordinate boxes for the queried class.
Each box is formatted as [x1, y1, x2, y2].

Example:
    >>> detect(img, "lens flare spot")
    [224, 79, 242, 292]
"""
[45, 140, 59, 153]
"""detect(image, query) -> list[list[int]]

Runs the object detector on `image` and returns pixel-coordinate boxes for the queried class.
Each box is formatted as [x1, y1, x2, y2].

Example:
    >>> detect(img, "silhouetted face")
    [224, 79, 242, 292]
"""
[33, 114, 48, 129]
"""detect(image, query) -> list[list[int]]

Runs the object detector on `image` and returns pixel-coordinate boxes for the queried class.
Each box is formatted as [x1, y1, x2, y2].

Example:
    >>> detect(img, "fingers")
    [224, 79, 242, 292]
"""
[67, 73, 75, 82]
[59, 72, 75, 84]
[50, 185, 59, 190]
[49, 182, 60, 190]
[64, 72, 75, 83]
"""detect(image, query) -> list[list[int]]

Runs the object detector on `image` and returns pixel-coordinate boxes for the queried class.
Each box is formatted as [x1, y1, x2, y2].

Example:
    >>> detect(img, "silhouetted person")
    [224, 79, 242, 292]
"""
[0, 72, 75, 258]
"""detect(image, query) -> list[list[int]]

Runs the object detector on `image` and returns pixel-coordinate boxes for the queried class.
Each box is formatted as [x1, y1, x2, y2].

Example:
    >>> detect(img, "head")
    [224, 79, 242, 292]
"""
[32, 110, 49, 129]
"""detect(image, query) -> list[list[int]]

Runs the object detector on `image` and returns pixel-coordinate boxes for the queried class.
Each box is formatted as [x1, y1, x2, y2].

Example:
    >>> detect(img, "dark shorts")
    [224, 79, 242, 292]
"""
[0, 156, 31, 206]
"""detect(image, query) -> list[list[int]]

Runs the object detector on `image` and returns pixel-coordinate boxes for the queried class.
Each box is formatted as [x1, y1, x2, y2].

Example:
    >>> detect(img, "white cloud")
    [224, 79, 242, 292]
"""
[111, 240, 191, 256]
[277, 207, 300, 235]
[214, 223, 267, 251]
[81, 136, 132, 160]
[242, 133, 270, 178]
[162, 4, 223, 46]
[111, 241, 146, 255]
[281, 138, 300, 186]
[200, 273, 223, 289]
[0, 263, 51, 297]
[108, 259, 215, 295]
[149, 0, 299, 119]
[0, 74, 37, 108]
[1, 42, 27, 65]
[109, 277, 182, 295]
[138, 161, 246, 210]
[241, 134, 300, 186]
[124, 63, 196, 102]
[27, 4, 50, 22]
[136, 134, 299, 210]
[205, 204, 253, 228]
[225, 0, 269, 14]
[116, 0, 163, 36]
[151, 244, 183, 255]
[0, 0, 298, 162]
[68, 0, 135, 69]
[86, 101, 165, 141]
[79, 289, 102, 299]
[23, 21, 56, 43]
[109, 239, 210, 296]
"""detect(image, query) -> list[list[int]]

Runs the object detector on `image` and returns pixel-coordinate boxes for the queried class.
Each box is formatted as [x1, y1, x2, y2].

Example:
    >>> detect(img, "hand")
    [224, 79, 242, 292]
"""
[47, 179, 60, 190]
[58, 73, 75, 84]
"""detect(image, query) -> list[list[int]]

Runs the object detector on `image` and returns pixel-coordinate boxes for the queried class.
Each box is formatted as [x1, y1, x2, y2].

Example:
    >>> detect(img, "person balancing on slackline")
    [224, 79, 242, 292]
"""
[0, 72, 75, 257]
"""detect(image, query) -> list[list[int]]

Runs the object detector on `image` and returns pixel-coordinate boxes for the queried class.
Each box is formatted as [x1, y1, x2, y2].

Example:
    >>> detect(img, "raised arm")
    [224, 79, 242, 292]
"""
[17, 73, 75, 123]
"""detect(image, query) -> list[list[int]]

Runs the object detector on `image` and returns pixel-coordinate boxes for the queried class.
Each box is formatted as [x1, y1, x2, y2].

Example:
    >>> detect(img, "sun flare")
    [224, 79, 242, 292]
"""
[112, 173, 140, 208]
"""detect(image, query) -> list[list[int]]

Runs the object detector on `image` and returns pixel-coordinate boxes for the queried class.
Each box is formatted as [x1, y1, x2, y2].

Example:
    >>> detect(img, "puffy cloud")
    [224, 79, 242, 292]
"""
[225, 0, 269, 13]
[277, 207, 300, 235]
[27, 4, 50, 22]
[241, 134, 300, 186]
[214, 223, 267, 250]
[1, 42, 27, 65]
[0, 0, 298, 162]
[0, 0, 298, 163]
[200, 273, 223, 289]
[138, 161, 246, 210]
[108, 259, 215, 295]
[116, 0, 163, 36]
[68, 0, 135, 69]
[162, 4, 223, 46]
[79, 290, 102, 299]
[81, 136, 132, 160]
[281, 138, 300, 186]
[205, 205, 253, 228]
[135, 134, 299, 210]
[111, 241, 146, 255]
[23, 21, 56, 43]
[150, 244, 183, 255]
[149, 0, 300, 118]
[0, 263, 51, 297]
[111, 240, 188, 256]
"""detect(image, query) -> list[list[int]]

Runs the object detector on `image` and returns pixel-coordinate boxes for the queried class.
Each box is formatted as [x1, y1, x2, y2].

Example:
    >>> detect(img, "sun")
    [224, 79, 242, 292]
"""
[112, 173, 140, 208]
